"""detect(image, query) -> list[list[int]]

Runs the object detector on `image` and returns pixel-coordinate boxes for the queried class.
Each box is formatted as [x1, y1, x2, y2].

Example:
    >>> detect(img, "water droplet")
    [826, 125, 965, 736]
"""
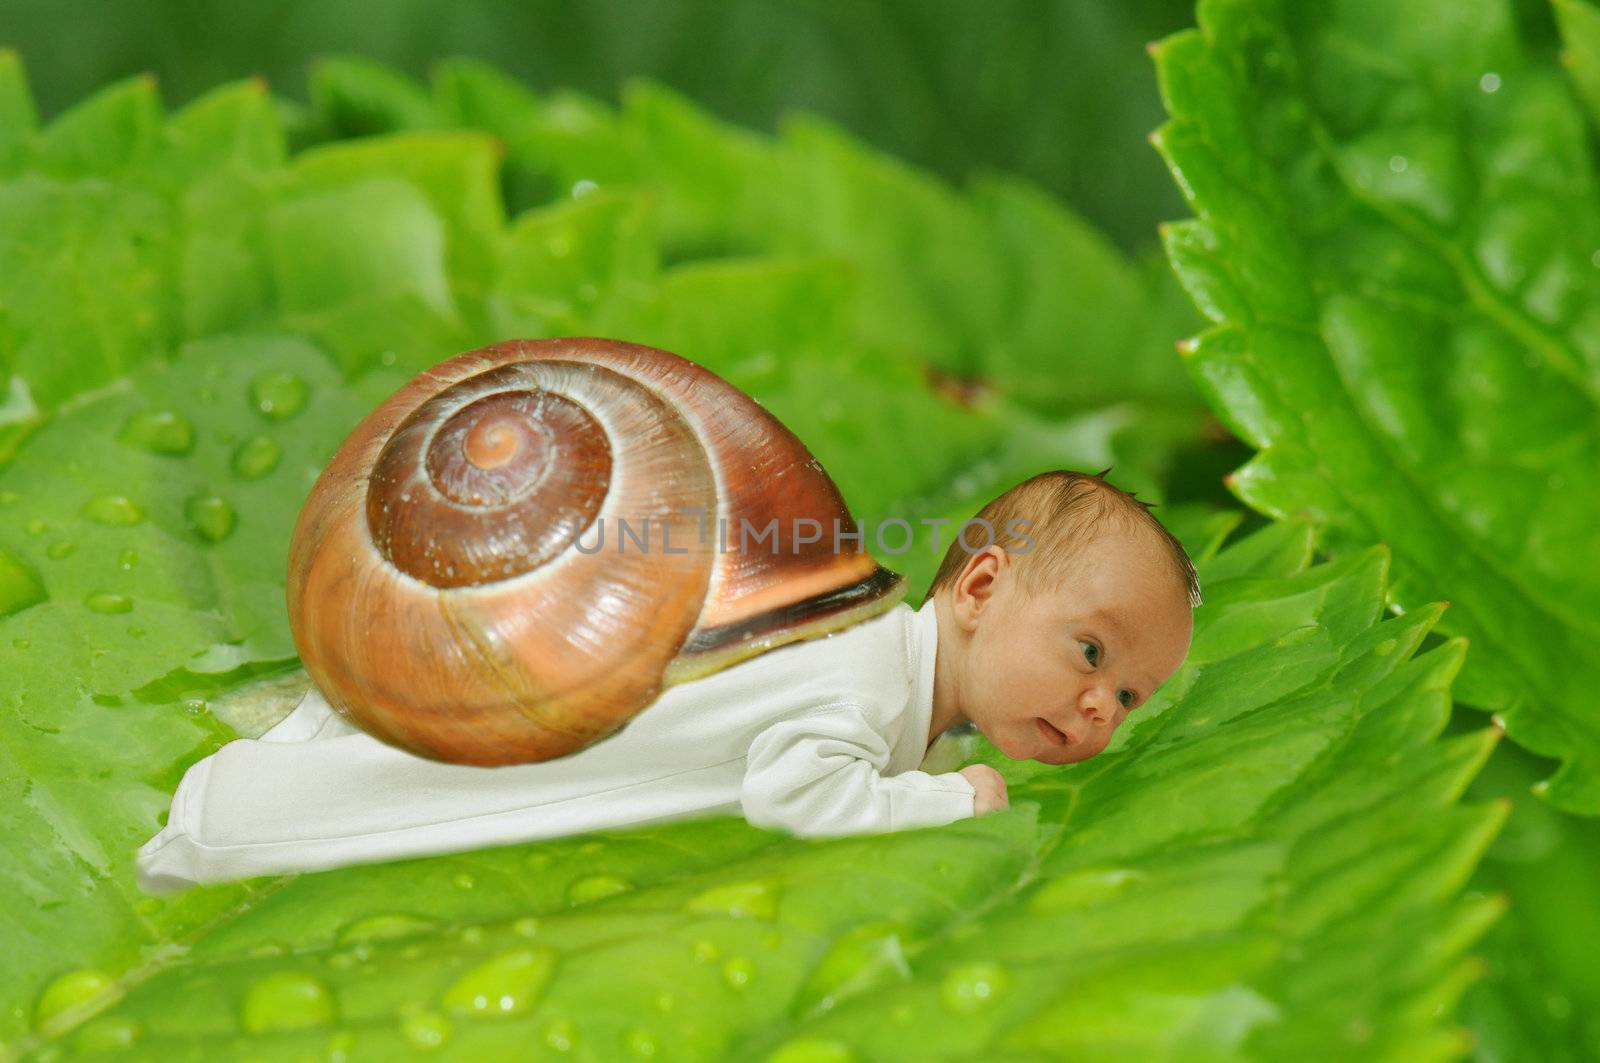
[566, 873, 631, 905]
[654, 990, 674, 1012]
[185, 494, 236, 543]
[118, 548, 138, 571]
[46, 541, 77, 560]
[571, 178, 599, 198]
[764, 1037, 858, 1063]
[399, 1005, 452, 1050]
[338, 913, 438, 945]
[34, 969, 119, 1030]
[684, 878, 781, 921]
[12, 638, 31, 649]
[0, 547, 46, 617]
[247, 943, 285, 959]
[939, 961, 1009, 1014]
[324, 1031, 356, 1062]
[85, 592, 133, 615]
[626, 1027, 658, 1056]
[1373, 638, 1398, 657]
[182, 697, 208, 717]
[1388, 155, 1408, 174]
[250, 370, 309, 420]
[722, 955, 755, 990]
[24, 518, 47, 535]
[691, 939, 720, 963]
[513, 917, 541, 938]
[795, 922, 911, 1014]
[241, 971, 336, 1033]
[452, 872, 476, 891]
[72, 1014, 142, 1053]
[1030, 868, 1145, 913]
[232, 435, 282, 480]
[81, 495, 145, 526]
[1479, 71, 1502, 93]
[578, 840, 604, 855]
[544, 1017, 577, 1052]
[459, 926, 484, 946]
[118, 409, 195, 456]
[442, 947, 557, 1018]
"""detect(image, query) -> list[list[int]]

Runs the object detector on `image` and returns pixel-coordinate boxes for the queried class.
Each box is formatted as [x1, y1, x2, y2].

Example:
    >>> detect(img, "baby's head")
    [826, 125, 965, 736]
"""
[923, 469, 1199, 765]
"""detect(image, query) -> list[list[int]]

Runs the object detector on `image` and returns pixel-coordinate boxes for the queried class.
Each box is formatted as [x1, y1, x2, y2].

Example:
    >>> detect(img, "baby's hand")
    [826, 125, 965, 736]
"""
[958, 764, 1009, 816]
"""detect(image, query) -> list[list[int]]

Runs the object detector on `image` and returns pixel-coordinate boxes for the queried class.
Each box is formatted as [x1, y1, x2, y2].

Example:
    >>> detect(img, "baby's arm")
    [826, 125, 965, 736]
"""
[739, 703, 978, 836]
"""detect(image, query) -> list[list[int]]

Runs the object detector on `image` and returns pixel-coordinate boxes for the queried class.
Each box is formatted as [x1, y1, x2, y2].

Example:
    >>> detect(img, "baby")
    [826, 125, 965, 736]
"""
[136, 469, 1198, 893]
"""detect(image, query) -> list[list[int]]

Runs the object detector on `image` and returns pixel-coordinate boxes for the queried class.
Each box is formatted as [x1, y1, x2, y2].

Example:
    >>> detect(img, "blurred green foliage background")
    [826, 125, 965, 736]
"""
[0, 0, 1194, 253]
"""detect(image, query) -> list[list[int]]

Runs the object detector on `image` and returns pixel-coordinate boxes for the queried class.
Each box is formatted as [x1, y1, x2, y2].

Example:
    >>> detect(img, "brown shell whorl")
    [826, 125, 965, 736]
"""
[366, 366, 613, 588]
[286, 337, 907, 767]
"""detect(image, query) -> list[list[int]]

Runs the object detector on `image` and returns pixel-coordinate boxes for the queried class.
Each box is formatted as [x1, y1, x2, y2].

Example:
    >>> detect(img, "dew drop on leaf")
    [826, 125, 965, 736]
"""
[338, 913, 438, 945]
[764, 1037, 858, 1063]
[0, 548, 46, 617]
[232, 435, 282, 480]
[939, 960, 1009, 1014]
[34, 968, 119, 1031]
[249, 370, 309, 420]
[399, 1005, 451, 1050]
[81, 495, 144, 526]
[84, 592, 133, 615]
[452, 872, 475, 891]
[71, 1014, 142, 1053]
[324, 1031, 355, 1062]
[46, 541, 76, 560]
[118, 548, 137, 571]
[441, 947, 557, 1018]
[117, 409, 195, 456]
[626, 1027, 658, 1057]
[721, 955, 755, 990]
[691, 938, 721, 963]
[240, 971, 336, 1033]
[24, 518, 47, 535]
[184, 494, 236, 543]
[683, 878, 781, 921]
[565, 873, 632, 905]
[513, 917, 541, 938]
[543, 1017, 578, 1052]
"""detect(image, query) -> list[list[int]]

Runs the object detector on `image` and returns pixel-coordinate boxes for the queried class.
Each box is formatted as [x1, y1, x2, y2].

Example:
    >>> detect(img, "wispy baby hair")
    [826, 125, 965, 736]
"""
[920, 468, 1202, 608]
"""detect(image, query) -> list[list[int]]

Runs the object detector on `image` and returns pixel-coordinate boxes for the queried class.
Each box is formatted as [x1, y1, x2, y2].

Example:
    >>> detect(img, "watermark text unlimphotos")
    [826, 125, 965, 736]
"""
[561, 509, 1035, 556]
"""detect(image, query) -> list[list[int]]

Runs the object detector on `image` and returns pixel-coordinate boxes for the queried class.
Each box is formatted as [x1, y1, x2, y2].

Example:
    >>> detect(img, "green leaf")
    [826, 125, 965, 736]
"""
[0, 52, 1501, 1058]
[0, 50, 38, 175]
[1, 516, 1506, 1059]
[1555, 0, 1600, 127]
[1454, 738, 1600, 1060]
[1151, 0, 1600, 812]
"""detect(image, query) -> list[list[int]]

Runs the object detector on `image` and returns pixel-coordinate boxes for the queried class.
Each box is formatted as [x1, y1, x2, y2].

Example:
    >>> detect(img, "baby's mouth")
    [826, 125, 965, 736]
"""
[1036, 718, 1071, 746]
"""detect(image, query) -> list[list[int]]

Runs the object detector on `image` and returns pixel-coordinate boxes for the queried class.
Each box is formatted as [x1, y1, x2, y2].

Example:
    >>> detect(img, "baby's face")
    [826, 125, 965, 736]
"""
[955, 531, 1192, 766]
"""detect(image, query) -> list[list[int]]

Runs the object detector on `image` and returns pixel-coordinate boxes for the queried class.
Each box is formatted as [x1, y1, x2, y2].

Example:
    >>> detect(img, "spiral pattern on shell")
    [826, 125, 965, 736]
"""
[286, 337, 905, 766]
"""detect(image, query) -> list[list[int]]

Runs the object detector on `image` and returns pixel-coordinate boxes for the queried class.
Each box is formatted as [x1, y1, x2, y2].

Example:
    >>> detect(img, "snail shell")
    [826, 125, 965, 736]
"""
[286, 337, 906, 766]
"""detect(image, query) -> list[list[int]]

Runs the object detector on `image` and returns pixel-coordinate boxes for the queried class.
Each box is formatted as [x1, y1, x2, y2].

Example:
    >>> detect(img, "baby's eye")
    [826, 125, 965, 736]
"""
[1079, 640, 1100, 666]
[1118, 689, 1134, 709]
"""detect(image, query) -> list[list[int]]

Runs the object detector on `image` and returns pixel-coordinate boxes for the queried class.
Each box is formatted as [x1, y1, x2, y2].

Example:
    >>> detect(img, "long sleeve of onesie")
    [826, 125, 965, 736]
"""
[136, 599, 971, 893]
[739, 703, 976, 835]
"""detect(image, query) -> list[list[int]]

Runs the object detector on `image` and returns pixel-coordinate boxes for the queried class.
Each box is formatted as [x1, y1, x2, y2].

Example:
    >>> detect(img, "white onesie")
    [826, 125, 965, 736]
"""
[135, 598, 977, 893]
